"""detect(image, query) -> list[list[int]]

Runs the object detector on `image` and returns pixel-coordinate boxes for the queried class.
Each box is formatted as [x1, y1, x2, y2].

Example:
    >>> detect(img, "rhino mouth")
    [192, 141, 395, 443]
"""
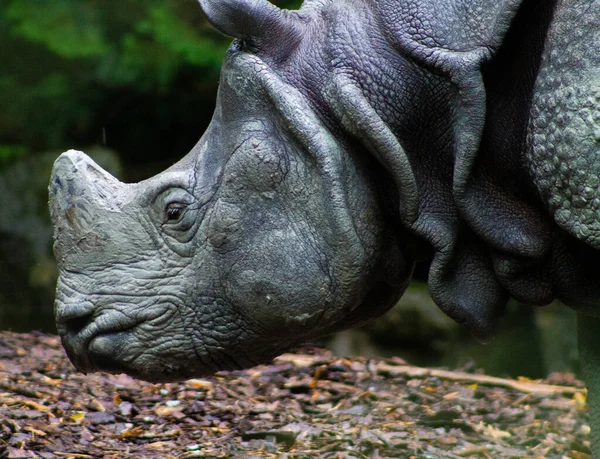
[87, 331, 135, 375]
[63, 330, 136, 375]
[58, 305, 140, 374]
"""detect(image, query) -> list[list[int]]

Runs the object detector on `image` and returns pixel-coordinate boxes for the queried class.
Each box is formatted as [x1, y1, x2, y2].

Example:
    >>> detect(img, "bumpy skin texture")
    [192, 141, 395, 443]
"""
[529, 0, 600, 250]
[50, 0, 600, 410]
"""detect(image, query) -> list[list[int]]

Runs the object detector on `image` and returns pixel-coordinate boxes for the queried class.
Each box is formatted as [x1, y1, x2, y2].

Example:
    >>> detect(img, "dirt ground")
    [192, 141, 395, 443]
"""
[0, 331, 592, 458]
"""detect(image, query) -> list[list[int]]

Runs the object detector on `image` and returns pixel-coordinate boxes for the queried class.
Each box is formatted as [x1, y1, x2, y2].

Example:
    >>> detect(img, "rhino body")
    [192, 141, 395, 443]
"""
[50, 0, 600, 453]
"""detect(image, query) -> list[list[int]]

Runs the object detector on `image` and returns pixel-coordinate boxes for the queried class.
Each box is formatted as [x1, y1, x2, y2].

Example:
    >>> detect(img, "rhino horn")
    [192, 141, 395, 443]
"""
[198, 0, 303, 49]
[49, 150, 125, 260]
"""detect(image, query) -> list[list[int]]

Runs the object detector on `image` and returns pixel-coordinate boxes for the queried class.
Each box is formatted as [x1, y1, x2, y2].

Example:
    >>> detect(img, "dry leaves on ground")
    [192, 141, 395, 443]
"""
[0, 332, 591, 458]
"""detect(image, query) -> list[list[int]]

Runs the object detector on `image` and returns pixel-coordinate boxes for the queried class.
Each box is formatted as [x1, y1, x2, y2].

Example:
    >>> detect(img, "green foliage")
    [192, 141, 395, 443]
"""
[140, 5, 227, 67]
[6, 1, 109, 58]
[0, 0, 306, 169]
[1, 0, 232, 162]
[0, 145, 27, 165]
[97, 4, 229, 89]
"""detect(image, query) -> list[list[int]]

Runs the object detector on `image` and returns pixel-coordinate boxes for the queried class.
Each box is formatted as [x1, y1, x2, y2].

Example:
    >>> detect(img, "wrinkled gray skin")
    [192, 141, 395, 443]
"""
[50, 0, 600, 453]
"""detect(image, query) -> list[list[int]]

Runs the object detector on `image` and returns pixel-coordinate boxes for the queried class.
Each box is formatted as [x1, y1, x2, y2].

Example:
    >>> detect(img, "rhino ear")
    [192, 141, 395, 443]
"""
[198, 0, 302, 48]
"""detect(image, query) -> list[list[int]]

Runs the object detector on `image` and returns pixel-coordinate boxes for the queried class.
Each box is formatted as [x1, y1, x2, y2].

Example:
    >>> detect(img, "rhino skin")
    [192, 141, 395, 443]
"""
[49, 0, 600, 453]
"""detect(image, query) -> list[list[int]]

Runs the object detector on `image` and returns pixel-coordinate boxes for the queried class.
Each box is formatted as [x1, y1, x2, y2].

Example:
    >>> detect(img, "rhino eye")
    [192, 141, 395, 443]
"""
[165, 203, 186, 222]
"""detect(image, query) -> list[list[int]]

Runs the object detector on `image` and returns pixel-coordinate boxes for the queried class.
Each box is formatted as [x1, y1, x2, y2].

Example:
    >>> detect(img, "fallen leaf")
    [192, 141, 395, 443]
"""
[69, 412, 85, 424]
[88, 398, 105, 412]
[187, 380, 214, 391]
[23, 426, 47, 436]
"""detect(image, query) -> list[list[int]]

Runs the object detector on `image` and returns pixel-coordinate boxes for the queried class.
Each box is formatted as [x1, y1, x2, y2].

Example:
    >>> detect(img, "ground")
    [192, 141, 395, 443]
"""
[0, 332, 592, 458]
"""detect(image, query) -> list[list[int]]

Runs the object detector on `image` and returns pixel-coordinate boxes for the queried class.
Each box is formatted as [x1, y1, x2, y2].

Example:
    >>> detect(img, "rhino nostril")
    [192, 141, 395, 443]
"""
[65, 314, 93, 337]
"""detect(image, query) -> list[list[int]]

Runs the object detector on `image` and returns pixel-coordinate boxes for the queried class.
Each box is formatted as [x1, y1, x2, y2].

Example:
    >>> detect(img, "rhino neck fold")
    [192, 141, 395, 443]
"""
[311, 0, 571, 338]
[329, 73, 419, 227]
[224, 51, 408, 328]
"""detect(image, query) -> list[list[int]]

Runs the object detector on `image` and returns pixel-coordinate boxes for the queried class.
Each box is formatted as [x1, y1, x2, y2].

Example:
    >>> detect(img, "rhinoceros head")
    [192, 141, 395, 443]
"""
[49, 0, 413, 382]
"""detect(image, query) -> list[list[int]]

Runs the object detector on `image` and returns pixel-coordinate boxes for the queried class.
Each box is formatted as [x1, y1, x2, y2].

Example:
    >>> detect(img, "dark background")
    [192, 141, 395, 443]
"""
[0, 0, 579, 379]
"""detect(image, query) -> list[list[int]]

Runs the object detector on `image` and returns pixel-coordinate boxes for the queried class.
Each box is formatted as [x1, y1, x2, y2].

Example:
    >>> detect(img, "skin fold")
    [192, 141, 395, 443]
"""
[49, 0, 600, 454]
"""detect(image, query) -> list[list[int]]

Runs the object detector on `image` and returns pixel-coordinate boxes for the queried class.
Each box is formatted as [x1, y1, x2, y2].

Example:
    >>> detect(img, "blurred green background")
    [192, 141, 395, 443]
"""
[0, 0, 579, 379]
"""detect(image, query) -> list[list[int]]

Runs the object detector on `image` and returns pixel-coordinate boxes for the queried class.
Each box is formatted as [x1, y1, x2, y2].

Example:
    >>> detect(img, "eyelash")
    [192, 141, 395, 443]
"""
[165, 203, 185, 221]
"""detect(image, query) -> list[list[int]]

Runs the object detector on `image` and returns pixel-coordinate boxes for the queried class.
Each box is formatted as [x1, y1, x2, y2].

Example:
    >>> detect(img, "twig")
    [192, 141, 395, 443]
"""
[53, 452, 94, 458]
[0, 381, 44, 399]
[276, 354, 585, 396]
[375, 363, 585, 396]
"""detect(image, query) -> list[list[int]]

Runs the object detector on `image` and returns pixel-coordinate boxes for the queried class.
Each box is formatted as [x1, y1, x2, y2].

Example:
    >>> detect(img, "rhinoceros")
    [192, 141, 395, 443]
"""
[49, 0, 600, 453]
